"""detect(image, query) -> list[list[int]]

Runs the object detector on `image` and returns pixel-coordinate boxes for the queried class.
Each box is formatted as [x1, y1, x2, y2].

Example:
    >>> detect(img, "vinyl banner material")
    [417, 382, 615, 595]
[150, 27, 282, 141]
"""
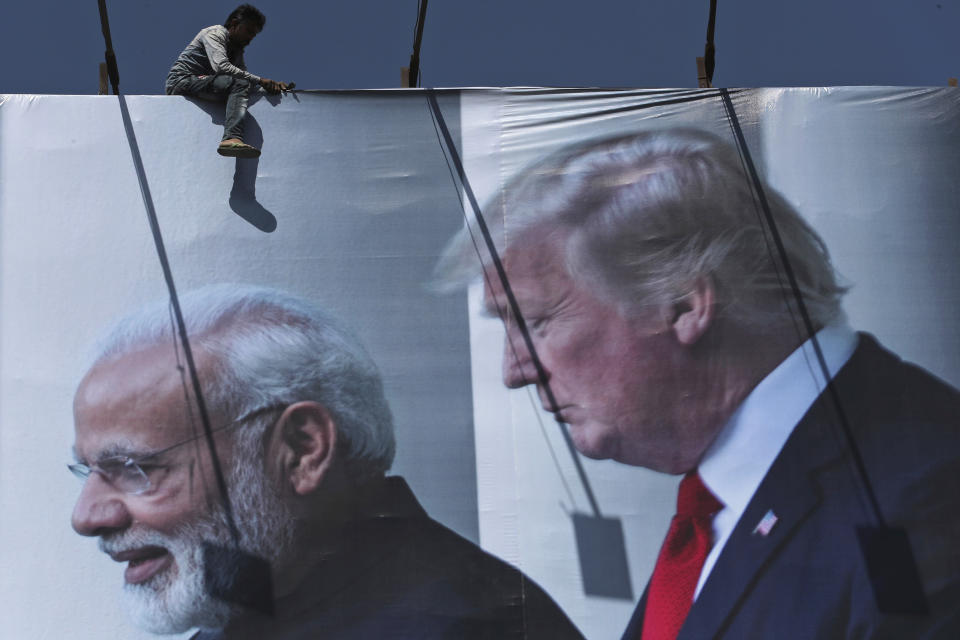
[1, 87, 958, 639]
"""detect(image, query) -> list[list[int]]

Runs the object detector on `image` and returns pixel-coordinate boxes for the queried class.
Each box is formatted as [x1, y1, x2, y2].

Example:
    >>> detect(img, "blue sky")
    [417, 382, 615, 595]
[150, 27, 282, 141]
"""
[1, 1, 957, 94]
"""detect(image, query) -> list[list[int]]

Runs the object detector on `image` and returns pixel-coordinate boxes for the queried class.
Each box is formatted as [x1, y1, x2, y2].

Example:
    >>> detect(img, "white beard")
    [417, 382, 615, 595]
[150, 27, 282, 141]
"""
[100, 444, 297, 635]
[106, 520, 232, 634]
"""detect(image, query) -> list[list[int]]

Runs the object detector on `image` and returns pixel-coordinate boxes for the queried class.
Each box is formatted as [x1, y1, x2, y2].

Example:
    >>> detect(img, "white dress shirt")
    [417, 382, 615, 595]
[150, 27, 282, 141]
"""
[694, 324, 859, 599]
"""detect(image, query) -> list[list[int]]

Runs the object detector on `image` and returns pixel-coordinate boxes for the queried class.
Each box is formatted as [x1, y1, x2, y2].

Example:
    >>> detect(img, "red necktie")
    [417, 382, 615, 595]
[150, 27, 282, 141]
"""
[641, 471, 723, 640]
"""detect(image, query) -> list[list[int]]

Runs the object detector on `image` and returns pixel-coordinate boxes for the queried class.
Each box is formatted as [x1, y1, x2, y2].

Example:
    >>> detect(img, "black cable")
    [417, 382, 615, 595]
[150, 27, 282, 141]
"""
[425, 99, 581, 511]
[718, 88, 886, 527]
[425, 89, 603, 518]
[704, 0, 718, 85]
[115, 94, 243, 545]
[96, 0, 120, 94]
[409, 0, 429, 87]
[95, 1, 241, 546]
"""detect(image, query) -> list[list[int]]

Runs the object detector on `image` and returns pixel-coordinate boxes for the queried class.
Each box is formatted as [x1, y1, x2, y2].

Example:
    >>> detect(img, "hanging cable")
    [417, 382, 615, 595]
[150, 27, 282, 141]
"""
[425, 100, 580, 511]
[704, 0, 718, 87]
[425, 90, 603, 518]
[719, 89, 884, 527]
[95, 0, 236, 548]
[719, 88, 928, 615]
[97, 0, 120, 94]
[408, 0, 429, 88]
[95, 1, 273, 614]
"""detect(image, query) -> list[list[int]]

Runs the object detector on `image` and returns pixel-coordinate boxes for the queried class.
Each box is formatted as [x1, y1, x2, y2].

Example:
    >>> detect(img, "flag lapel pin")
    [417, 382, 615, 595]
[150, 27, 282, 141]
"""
[753, 509, 778, 537]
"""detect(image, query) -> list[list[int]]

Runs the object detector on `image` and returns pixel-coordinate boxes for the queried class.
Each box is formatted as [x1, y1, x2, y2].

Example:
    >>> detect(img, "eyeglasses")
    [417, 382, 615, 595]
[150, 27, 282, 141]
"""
[68, 403, 285, 496]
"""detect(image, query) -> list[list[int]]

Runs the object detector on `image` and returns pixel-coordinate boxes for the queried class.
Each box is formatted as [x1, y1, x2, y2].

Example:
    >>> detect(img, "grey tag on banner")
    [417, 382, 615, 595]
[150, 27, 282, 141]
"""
[572, 513, 634, 600]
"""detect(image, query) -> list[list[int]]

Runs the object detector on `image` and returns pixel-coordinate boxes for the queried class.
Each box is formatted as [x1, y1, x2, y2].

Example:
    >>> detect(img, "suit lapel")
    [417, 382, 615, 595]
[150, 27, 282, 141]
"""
[677, 393, 846, 639]
[622, 418, 833, 640]
[621, 336, 881, 640]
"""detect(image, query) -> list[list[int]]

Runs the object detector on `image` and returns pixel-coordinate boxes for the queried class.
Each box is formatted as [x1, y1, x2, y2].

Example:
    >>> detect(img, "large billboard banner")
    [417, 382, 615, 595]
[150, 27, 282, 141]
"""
[1, 87, 958, 639]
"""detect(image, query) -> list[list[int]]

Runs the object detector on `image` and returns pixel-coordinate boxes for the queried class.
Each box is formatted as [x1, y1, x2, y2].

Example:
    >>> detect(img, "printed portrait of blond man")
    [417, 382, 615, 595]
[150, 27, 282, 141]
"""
[436, 128, 960, 640]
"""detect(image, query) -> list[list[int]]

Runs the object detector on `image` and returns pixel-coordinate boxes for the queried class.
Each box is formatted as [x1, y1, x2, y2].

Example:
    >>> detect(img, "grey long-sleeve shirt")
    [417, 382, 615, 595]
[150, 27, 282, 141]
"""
[165, 25, 260, 93]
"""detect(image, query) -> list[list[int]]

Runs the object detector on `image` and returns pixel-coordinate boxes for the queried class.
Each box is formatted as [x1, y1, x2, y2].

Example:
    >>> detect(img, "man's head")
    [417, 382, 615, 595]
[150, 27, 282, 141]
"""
[436, 128, 846, 473]
[224, 4, 266, 47]
[70, 284, 395, 633]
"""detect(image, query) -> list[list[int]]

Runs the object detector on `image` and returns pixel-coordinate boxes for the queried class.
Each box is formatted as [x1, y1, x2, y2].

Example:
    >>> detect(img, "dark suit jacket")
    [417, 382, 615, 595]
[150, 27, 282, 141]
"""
[622, 334, 960, 639]
[194, 477, 583, 640]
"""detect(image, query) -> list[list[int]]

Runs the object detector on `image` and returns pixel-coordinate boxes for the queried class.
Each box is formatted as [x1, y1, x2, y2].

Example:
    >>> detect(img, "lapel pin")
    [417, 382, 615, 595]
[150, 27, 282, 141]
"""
[753, 509, 778, 537]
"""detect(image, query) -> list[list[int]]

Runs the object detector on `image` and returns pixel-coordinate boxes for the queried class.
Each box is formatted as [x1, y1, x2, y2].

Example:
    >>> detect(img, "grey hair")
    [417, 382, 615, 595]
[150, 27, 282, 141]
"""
[435, 127, 846, 332]
[91, 284, 395, 479]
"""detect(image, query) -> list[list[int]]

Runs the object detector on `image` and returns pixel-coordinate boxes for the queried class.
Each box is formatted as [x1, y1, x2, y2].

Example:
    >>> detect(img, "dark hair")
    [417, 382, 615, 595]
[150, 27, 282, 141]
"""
[224, 4, 266, 30]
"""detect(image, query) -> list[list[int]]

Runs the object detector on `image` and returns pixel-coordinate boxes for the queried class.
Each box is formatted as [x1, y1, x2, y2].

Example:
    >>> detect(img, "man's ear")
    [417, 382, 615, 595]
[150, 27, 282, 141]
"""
[669, 277, 715, 346]
[275, 402, 337, 496]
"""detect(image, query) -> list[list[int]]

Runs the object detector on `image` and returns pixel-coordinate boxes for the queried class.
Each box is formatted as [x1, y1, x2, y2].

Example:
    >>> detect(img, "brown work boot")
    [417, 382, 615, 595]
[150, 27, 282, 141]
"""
[217, 139, 261, 158]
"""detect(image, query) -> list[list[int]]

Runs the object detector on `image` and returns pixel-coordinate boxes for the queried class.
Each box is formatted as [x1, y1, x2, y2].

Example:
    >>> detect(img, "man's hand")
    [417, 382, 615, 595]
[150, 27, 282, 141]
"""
[259, 78, 288, 94]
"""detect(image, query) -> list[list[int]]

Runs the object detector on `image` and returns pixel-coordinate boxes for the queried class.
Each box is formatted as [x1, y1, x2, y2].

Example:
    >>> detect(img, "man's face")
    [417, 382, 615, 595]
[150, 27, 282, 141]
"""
[70, 346, 291, 633]
[227, 20, 260, 48]
[484, 232, 709, 473]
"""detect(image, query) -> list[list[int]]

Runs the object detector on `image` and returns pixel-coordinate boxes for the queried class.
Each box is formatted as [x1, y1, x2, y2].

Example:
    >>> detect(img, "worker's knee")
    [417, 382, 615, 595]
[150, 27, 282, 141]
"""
[228, 77, 254, 95]
[203, 74, 249, 95]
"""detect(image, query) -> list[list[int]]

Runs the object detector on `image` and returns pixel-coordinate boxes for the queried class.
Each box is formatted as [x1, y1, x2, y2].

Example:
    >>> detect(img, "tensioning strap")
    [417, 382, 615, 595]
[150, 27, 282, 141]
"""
[425, 89, 604, 518]
[719, 88, 928, 614]
[97, 0, 273, 614]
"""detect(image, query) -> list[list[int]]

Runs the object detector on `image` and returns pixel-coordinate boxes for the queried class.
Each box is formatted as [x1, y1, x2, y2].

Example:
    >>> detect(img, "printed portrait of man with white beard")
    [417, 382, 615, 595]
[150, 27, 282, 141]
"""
[68, 284, 582, 640]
